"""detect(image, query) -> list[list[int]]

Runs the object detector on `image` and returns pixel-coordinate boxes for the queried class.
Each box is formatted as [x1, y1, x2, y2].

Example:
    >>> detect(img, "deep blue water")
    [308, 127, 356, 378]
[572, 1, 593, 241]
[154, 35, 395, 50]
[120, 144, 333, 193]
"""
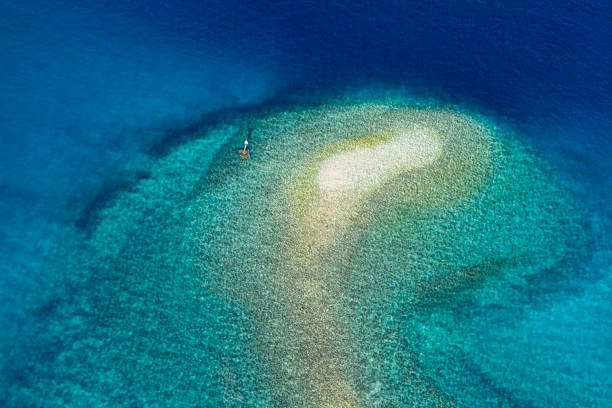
[1, 0, 610, 406]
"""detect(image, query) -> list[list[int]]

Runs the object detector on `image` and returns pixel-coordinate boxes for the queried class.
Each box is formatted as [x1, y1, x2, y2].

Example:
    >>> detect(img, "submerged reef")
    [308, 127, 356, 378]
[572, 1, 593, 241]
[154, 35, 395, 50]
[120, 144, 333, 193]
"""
[7, 95, 582, 407]
[194, 101, 576, 406]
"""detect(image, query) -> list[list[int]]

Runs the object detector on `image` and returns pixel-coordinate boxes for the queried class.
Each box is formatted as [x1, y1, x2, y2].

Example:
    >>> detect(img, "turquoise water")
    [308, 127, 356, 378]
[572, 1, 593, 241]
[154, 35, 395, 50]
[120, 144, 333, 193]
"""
[1, 1, 611, 407]
[5, 91, 607, 406]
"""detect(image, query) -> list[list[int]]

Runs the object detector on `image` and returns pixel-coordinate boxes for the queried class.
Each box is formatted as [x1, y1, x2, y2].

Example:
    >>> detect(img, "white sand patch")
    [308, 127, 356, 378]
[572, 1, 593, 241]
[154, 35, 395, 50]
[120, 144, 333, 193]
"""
[317, 129, 441, 198]
[303, 128, 442, 257]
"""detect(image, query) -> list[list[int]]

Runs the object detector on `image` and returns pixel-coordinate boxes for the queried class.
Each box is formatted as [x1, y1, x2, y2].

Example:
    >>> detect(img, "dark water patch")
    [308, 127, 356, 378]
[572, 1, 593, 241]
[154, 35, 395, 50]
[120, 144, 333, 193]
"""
[30, 294, 63, 318]
[519, 210, 610, 304]
[73, 170, 151, 235]
[523, 250, 601, 303]
[452, 350, 539, 408]
[413, 257, 513, 311]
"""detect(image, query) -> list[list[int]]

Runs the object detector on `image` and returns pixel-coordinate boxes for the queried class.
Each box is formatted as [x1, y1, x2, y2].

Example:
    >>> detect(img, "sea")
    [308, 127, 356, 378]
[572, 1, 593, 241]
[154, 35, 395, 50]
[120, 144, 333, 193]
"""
[1, 1, 610, 406]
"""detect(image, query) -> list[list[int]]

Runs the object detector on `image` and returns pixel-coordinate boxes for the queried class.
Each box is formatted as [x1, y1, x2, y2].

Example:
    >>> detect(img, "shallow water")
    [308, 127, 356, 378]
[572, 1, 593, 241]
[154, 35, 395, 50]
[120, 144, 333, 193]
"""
[1, 1, 611, 407]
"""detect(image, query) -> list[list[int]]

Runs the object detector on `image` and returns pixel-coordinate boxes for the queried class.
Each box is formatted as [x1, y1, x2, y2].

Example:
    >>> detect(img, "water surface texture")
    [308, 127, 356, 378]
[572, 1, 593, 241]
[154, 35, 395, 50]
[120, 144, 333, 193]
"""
[1, 1, 610, 407]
